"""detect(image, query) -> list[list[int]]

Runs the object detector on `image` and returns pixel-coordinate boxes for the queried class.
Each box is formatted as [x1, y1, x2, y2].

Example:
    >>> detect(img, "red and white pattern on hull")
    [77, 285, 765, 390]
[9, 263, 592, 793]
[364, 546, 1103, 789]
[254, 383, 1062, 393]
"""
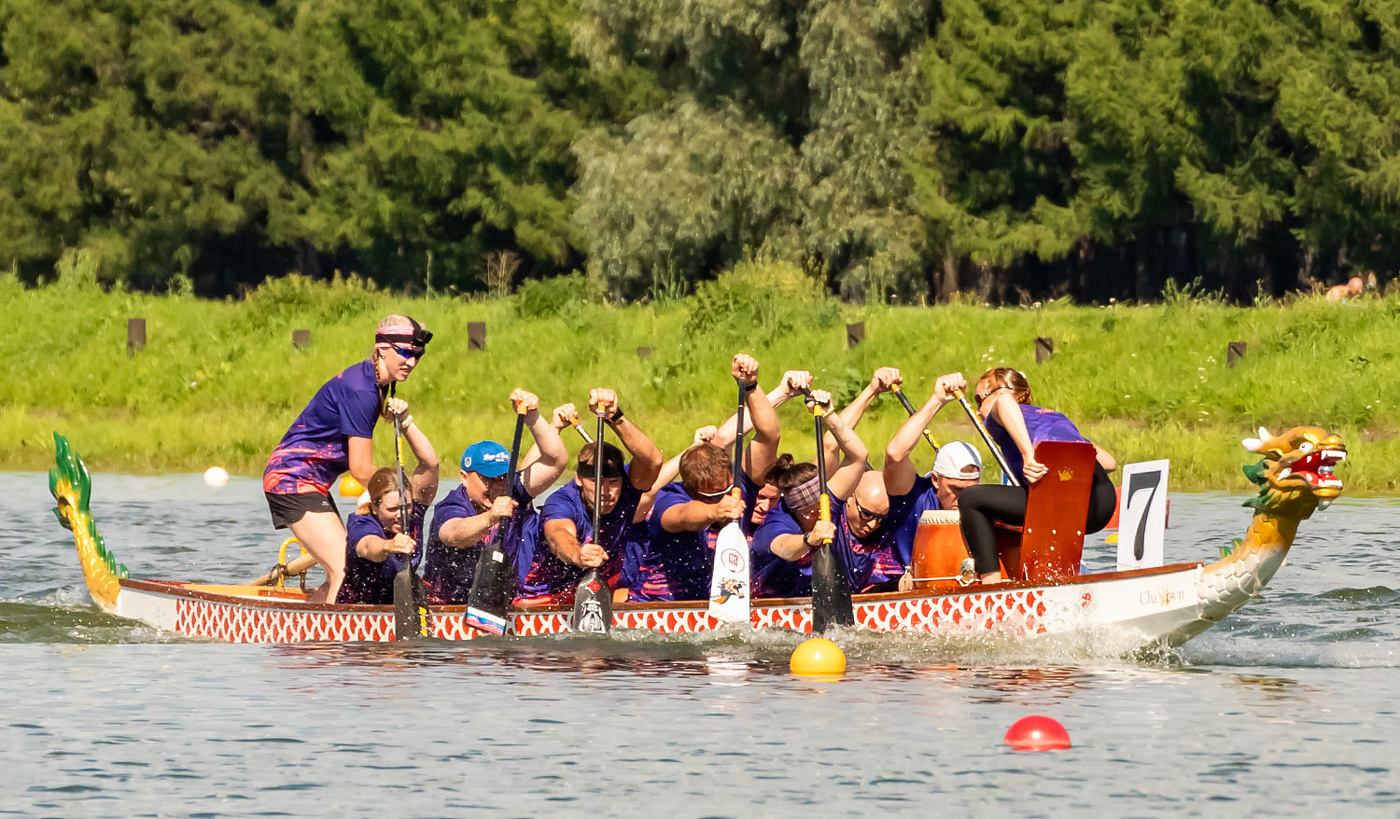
[175, 598, 395, 644]
[158, 587, 1050, 642]
[855, 588, 1050, 635]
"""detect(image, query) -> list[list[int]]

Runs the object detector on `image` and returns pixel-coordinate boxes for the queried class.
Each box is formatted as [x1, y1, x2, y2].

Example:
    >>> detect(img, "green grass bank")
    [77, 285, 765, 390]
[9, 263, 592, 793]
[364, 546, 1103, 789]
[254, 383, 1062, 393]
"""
[5, 263, 1399, 493]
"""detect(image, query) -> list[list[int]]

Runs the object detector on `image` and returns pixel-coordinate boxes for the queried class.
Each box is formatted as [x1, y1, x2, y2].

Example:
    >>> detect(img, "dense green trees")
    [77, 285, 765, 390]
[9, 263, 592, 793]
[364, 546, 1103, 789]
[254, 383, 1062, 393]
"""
[3, 0, 1399, 301]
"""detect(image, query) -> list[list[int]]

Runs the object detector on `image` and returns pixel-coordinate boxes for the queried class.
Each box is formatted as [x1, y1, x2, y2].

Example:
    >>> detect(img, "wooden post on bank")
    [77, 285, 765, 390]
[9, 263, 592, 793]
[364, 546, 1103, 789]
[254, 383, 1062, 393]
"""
[127, 318, 146, 356]
[468, 322, 487, 352]
[292, 329, 311, 350]
[1034, 336, 1054, 363]
[846, 322, 865, 349]
[1227, 341, 1247, 368]
[637, 346, 654, 360]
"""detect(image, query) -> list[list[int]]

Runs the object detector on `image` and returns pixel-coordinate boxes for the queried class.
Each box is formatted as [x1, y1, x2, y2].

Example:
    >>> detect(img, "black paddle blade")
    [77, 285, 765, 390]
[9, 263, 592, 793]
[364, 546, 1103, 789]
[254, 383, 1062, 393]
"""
[465, 543, 513, 635]
[571, 568, 612, 634]
[810, 542, 855, 634]
[393, 565, 431, 640]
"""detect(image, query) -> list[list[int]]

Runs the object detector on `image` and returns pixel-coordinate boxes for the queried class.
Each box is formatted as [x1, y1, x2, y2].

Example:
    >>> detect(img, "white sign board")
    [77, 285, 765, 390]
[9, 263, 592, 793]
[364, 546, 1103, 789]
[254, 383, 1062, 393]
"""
[1116, 459, 1170, 571]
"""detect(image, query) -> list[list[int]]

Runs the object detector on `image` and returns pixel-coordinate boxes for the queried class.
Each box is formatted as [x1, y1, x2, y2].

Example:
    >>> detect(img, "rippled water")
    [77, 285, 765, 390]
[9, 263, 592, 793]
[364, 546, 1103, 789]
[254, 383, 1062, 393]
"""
[3, 471, 1398, 816]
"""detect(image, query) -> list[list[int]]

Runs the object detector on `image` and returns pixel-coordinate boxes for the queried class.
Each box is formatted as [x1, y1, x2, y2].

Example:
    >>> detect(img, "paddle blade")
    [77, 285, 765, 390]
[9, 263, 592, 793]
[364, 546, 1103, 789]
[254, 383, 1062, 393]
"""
[393, 564, 431, 641]
[708, 522, 751, 624]
[465, 542, 513, 635]
[810, 542, 854, 634]
[571, 567, 613, 634]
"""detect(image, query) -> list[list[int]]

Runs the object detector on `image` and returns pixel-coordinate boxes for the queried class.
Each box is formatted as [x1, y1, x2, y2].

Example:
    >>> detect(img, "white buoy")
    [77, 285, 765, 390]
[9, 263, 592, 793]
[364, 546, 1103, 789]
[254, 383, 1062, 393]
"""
[203, 466, 229, 487]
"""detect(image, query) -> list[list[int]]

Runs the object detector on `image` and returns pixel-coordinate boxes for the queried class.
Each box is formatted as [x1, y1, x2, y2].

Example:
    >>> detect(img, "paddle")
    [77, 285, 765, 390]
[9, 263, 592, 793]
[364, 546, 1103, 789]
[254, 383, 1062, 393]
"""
[465, 407, 528, 635]
[572, 420, 594, 444]
[890, 383, 941, 453]
[571, 409, 612, 634]
[806, 392, 854, 633]
[707, 376, 751, 624]
[953, 388, 1021, 487]
[390, 403, 431, 640]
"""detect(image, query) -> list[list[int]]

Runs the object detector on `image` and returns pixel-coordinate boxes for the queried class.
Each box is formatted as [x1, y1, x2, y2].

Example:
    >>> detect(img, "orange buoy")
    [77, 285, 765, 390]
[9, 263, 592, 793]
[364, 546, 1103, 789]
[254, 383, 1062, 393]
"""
[338, 475, 364, 497]
[1004, 715, 1071, 751]
[790, 638, 846, 676]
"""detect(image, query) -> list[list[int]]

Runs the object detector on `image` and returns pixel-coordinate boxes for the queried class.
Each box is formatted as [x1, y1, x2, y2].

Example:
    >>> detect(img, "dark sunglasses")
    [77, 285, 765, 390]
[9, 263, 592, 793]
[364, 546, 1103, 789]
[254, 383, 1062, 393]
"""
[853, 499, 886, 522]
[693, 482, 735, 500]
[392, 345, 425, 361]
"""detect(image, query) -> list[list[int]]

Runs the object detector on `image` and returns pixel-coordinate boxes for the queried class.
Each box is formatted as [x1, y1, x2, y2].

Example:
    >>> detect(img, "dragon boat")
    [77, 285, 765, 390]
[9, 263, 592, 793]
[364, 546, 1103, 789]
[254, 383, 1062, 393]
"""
[48, 427, 1345, 648]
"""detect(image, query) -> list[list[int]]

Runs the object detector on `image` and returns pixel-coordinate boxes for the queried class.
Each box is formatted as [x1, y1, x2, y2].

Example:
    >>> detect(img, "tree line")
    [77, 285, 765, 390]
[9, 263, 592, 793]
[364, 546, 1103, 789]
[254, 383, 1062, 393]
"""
[3, 0, 1398, 304]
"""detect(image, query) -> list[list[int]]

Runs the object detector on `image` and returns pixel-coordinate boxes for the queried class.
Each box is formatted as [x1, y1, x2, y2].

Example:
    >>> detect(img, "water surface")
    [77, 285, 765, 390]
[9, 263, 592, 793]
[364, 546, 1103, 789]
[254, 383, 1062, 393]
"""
[2, 472, 1397, 816]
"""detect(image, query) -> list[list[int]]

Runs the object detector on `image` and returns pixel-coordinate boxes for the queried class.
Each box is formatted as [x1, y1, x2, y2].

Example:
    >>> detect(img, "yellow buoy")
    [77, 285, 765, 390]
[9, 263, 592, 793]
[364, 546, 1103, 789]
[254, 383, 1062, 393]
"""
[339, 475, 365, 497]
[790, 637, 846, 676]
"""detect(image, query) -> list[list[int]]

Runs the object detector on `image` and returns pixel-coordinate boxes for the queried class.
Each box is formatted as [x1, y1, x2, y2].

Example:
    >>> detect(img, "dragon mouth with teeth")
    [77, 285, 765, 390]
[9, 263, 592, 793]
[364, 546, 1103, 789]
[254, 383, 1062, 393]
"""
[1242, 425, 1347, 512]
[1275, 447, 1346, 493]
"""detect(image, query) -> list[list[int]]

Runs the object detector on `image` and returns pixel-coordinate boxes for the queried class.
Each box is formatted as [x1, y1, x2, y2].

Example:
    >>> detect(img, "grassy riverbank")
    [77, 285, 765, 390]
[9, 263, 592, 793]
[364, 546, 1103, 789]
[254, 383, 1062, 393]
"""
[5, 264, 1399, 492]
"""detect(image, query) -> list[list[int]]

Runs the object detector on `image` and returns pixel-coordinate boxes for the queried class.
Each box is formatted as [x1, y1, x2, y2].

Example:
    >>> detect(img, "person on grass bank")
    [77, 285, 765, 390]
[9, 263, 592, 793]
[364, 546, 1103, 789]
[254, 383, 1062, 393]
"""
[750, 390, 872, 597]
[423, 390, 568, 604]
[629, 354, 781, 602]
[952, 367, 1117, 584]
[517, 389, 664, 606]
[338, 421, 440, 605]
[262, 314, 431, 604]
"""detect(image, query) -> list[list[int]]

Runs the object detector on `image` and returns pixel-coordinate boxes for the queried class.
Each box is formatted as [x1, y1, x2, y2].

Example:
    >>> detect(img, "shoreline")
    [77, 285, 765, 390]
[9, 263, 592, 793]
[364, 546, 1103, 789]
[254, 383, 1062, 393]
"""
[7, 268, 1398, 492]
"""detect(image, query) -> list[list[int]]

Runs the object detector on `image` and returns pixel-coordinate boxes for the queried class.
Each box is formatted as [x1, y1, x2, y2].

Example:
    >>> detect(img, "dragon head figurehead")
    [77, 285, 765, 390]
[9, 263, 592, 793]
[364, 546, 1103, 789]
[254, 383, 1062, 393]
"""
[1241, 426, 1346, 518]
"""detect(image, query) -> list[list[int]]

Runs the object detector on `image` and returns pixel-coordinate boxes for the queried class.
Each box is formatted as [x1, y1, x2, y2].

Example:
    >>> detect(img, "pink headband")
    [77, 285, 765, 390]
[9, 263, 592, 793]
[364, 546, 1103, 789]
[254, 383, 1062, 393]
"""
[374, 324, 416, 350]
[782, 476, 822, 510]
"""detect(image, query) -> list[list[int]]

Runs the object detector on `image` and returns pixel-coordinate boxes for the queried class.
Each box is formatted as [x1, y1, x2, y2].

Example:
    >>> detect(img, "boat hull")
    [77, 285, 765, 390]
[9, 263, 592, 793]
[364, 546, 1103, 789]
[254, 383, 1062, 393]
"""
[111, 561, 1211, 647]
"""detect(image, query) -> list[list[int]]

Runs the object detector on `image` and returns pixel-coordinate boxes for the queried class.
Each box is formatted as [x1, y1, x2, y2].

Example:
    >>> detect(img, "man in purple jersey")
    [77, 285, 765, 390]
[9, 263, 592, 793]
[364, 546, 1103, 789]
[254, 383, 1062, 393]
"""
[630, 354, 781, 602]
[263, 314, 431, 603]
[881, 373, 984, 588]
[749, 390, 871, 597]
[520, 388, 663, 605]
[423, 389, 568, 604]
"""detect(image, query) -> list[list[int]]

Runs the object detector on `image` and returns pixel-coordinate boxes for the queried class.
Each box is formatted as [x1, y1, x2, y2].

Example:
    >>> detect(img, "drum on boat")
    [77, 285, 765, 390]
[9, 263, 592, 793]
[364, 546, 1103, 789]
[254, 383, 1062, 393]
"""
[910, 509, 1021, 589]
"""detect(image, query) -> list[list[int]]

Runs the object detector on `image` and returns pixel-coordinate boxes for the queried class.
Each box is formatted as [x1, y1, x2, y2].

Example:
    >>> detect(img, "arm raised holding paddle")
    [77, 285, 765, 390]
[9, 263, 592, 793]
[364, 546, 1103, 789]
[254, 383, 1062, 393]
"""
[541, 388, 663, 571]
[884, 373, 964, 498]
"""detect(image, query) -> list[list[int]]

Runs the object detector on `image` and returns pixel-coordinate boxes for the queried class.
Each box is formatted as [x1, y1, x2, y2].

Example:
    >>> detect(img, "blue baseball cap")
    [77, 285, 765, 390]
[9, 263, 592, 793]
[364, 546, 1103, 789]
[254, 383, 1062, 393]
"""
[460, 441, 510, 477]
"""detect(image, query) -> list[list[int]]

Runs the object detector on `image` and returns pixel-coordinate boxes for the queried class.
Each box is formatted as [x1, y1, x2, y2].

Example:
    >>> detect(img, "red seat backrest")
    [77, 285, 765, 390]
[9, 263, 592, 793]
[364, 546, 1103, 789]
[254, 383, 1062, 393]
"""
[1018, 441, 1097, 582]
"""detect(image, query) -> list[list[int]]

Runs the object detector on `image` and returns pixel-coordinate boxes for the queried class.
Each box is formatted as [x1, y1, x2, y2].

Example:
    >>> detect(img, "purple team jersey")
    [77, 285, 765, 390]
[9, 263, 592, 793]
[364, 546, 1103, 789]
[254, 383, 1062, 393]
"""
[751, 499, 892, 597]
[518, 466, 645, 604]
[629, 473, 761, 602]
[423, 476, 539, 605]
[338, 501, 426, 605]
[264, 360, 383, 495]
[885, 475, 941, 583]
[987, 403, 1088, 480]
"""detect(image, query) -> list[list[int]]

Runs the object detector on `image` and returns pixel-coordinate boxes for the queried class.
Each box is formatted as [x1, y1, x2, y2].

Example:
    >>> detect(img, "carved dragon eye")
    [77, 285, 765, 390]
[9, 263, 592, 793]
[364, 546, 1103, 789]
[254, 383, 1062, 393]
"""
[1298, 442, 1314, 453]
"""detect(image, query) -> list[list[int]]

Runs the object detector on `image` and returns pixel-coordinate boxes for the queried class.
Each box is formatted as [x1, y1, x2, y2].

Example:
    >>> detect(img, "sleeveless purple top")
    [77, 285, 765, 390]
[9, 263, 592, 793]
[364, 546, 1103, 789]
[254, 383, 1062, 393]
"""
[986, 403, 1087, 480]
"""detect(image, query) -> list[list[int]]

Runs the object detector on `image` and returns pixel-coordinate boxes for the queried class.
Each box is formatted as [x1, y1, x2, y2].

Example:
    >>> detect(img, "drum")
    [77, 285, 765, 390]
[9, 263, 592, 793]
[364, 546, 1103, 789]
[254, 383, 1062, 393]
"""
[909, 510, 972, 590]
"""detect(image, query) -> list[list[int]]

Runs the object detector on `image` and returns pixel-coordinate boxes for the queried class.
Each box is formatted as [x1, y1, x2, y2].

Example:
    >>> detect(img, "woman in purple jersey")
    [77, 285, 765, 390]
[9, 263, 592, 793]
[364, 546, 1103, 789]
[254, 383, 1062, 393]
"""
[947, 367, 1117, 584]
[263, 314, 431, 603]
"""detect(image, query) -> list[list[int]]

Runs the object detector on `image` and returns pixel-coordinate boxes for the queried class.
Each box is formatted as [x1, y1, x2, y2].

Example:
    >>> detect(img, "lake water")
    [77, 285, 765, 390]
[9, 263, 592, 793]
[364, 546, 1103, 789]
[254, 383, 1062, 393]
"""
[2, 471, 1398, 817]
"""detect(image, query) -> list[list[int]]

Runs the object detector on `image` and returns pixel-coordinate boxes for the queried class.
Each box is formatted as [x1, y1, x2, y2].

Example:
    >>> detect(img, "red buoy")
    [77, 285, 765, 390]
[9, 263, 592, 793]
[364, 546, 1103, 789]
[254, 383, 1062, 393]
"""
[1004, 715, 1071, 751]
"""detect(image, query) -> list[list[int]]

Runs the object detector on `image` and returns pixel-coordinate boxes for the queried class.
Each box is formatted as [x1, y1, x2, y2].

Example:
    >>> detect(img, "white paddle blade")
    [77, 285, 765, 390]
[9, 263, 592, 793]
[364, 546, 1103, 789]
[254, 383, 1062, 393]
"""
[708, 522, 751, 624]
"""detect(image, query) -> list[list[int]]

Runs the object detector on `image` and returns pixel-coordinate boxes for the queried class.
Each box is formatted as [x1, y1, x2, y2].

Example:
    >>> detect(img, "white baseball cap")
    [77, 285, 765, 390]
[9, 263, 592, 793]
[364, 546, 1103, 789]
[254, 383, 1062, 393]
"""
[933, 441, 982, 480]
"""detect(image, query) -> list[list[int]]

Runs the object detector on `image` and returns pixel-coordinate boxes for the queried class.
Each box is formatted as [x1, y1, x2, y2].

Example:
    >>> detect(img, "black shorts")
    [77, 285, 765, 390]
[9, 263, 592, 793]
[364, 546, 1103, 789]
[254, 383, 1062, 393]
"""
[266, 492, 340, 530]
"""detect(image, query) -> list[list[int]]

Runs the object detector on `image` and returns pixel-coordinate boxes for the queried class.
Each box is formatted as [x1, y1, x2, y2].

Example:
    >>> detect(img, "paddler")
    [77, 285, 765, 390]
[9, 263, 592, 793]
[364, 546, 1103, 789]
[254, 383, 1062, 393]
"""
[338, 420, 440, 604]
[952, 367, 1118, 584]
[422, 390, 567, 604]
[262, 314, 431, 604]
[628, 354, 781, 602]
[749, 390, 873, 596]
[516, 389, 663, 605]
[881, 374, 984, 589]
